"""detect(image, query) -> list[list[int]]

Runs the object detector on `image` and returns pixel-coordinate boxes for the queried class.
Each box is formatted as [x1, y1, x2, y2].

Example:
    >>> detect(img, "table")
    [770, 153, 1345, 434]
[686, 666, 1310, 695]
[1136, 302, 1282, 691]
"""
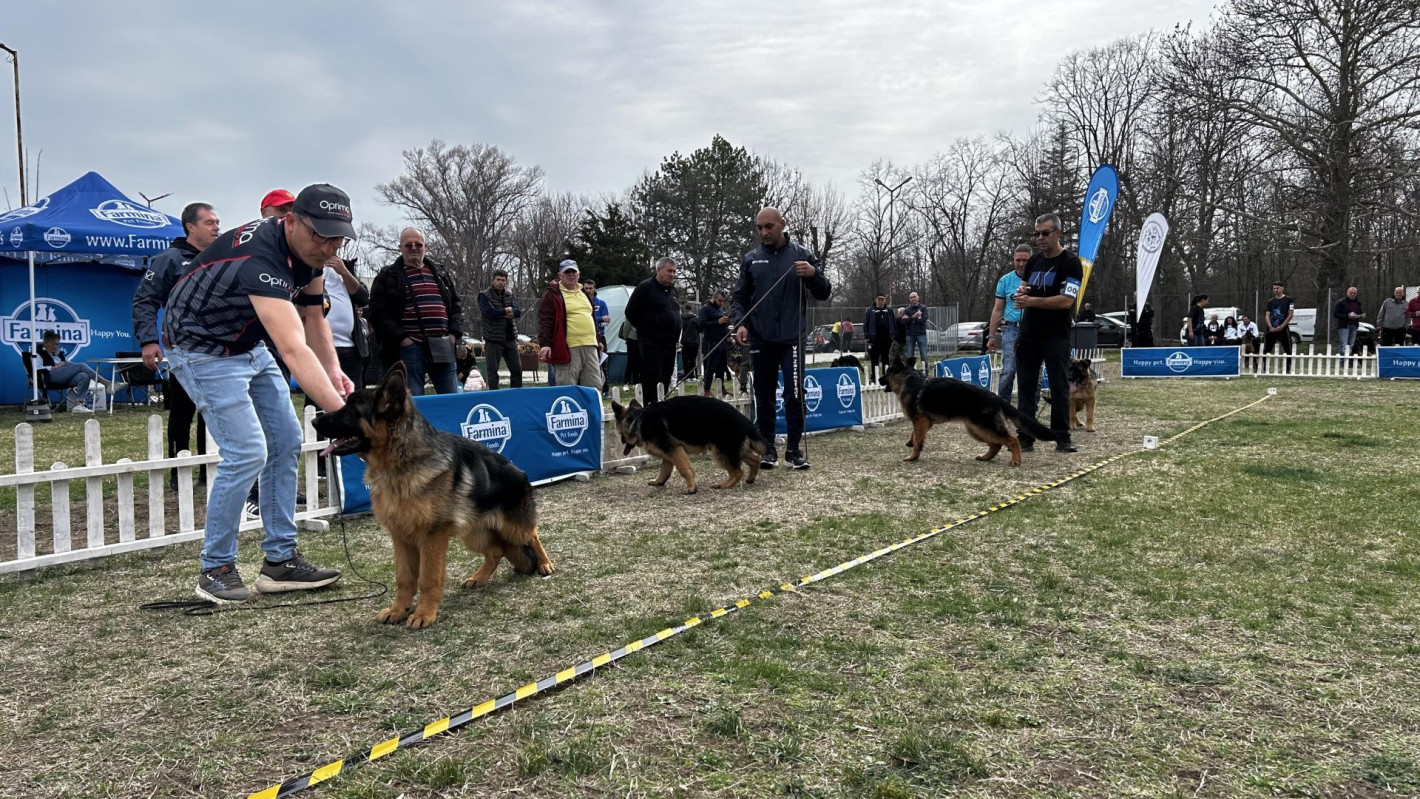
[87, 357, 165, 414]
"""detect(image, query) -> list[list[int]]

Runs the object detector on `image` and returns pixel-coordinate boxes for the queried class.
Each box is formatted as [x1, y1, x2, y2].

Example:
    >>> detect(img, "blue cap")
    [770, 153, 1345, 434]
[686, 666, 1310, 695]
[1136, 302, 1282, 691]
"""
[559, 259, 579, 273]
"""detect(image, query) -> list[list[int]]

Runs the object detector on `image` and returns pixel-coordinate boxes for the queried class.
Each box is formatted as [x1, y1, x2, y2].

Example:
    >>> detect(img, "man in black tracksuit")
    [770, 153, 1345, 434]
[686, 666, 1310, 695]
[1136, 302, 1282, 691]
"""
[699, 290, 732, 395]
[132, 202, 223, 487]
[862, 295, 896, 383]
[731, 207, 832, 470]
[624, 257, 681, 403]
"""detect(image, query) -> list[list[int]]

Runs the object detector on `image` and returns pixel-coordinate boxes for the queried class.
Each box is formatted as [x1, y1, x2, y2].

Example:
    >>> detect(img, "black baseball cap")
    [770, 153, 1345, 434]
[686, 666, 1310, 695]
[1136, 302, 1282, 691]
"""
[293, 184, 356, 240]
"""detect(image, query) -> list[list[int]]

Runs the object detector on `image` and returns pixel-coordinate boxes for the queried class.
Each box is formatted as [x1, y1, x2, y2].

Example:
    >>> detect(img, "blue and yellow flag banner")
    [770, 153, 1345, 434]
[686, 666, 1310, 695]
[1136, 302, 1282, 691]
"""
[1075, 164, 1118, 312]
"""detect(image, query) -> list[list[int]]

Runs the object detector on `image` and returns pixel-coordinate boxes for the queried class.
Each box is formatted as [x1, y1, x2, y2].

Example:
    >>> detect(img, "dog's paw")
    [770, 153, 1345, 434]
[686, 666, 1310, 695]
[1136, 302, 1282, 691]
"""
[1086, 427, 1095, 433]
[537, 560, 555, 577]
[975, 454, 992, 461]
[376, 606, 409, 625]
[462, 575, 491, 589]
[648, 480, 666, 487]
[405, 610, 438, 629]
[682, 487, 698, 495]
[1008, 458, 1023, 467]
[903, 454, 920, 462]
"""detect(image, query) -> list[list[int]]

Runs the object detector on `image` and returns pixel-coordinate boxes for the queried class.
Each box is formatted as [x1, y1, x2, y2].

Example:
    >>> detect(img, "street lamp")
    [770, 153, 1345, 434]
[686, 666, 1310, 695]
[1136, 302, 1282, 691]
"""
[873, 176, 912, 299]
[0, 43, 24, 205]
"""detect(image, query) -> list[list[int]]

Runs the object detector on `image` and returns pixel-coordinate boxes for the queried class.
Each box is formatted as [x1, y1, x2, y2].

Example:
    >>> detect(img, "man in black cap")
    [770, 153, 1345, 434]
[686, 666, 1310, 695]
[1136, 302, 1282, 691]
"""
[162, 184, 356, 605]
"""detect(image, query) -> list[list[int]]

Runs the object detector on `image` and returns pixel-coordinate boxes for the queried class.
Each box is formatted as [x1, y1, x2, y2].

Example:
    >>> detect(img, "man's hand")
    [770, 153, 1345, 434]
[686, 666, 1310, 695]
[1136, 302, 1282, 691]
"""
[330, 369, 355, 399]
[735, 326, 748, 346]
[142, 343, 163, 371]
[505, 307, 515, 318]
[986, 336, 997, 353]
[539, 346, 552, 362]
[718, 315, 729, 325]
[326, 255, 348, 274]
[401, 337, 414, 347]
[793, 260, 815, 278]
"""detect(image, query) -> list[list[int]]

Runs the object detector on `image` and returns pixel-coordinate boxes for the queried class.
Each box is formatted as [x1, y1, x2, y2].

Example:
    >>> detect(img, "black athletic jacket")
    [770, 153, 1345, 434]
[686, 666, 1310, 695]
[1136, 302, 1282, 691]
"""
[730, 239, 831, 346]
[132, 237, 201, 347]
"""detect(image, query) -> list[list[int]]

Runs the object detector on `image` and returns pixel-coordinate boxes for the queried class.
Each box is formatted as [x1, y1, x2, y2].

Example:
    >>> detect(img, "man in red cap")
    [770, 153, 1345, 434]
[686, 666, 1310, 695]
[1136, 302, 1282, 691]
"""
[260, 189, 296, 218]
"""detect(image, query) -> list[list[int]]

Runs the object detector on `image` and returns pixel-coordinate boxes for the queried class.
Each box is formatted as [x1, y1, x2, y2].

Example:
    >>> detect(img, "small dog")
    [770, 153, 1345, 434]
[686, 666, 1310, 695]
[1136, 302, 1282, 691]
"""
[880, 357, 1056, 465]
[829, 353, 866, 381]
[611, 395, 767, 493]
[1067, 357, 1097, 432]
[313, 363, 554, 629]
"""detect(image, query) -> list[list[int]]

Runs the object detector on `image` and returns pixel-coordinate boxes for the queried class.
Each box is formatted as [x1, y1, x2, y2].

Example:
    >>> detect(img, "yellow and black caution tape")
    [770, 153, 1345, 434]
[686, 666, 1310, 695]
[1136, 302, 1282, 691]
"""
[249, 393, 1273, 799]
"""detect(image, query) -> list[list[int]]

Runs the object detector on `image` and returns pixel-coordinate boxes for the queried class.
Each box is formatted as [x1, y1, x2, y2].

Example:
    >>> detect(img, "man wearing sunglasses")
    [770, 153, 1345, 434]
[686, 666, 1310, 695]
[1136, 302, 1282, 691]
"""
[1012, 213, 1081, 454]
[162, 184, 356, 604]
[368, 227, 465, 395]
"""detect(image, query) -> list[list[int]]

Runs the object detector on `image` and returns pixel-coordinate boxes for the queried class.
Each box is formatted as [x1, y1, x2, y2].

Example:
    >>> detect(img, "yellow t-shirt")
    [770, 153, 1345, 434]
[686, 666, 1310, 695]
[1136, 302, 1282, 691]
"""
[561, 286, 597, 348]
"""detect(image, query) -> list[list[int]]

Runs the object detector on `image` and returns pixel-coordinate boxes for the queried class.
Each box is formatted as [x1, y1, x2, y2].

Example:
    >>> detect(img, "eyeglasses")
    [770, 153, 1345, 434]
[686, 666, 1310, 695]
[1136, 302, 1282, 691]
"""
[401, 242, 425, 250]
[294, 214, 347, 247]
[1032, 229, 1056, 238]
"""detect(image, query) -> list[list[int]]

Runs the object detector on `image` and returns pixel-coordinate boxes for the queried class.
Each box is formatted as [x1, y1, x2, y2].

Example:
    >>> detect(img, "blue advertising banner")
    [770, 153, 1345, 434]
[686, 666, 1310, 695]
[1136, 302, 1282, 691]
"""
[1121, 346, 1240, 378]
[774, 367, 862, 434]
[1377, 347, 1420, 379]
[1076, 164, 1119, 312]
[934, 354, 993, 389]
[337, 386, 603, 514]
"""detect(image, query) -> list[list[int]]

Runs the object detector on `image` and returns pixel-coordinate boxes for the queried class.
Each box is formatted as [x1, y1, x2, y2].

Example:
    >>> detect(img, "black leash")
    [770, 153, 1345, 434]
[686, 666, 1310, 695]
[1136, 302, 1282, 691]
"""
[139, 513, 388, 617]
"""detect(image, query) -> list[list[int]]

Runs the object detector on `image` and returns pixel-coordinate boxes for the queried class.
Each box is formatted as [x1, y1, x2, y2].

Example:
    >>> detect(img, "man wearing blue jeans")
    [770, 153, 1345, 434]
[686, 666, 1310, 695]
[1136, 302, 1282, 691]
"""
[367, 227, 464, 395]
[163, 184, 355, 604]
[987, 244, 1031, 402]
[902, 292, 929, 367]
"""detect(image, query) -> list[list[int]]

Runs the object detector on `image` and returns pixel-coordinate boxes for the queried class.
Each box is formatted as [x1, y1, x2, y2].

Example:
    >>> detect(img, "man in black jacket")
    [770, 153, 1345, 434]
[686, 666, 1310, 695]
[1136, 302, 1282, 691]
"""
[478, 269, 522, 389]
[699, 289, 732, 396]
[679, 302, 700, 381]
[132, 201, 222, 486]
[731, 207, 832, 470]
[624, 257, 681, 402]
[862, 295, 895, 383]
[367, 228, 464, 395]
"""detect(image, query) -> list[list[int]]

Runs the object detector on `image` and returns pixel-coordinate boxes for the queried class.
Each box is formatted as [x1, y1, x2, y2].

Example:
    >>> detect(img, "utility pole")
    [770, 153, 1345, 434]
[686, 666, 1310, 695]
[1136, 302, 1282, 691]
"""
[0, 43, 24, 205]
[873, 176, 911, 300]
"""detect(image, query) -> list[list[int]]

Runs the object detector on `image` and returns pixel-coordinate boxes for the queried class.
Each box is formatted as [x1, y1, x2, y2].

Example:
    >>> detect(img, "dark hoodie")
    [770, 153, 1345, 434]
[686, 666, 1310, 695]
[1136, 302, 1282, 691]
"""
[132, 236, 202, 347]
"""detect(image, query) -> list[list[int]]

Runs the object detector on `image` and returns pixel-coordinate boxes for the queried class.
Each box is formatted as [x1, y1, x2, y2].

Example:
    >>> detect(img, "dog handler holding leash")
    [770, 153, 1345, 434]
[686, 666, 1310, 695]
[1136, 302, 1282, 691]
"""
[162, 184, 355, 604]
[731, 207, 831, 471]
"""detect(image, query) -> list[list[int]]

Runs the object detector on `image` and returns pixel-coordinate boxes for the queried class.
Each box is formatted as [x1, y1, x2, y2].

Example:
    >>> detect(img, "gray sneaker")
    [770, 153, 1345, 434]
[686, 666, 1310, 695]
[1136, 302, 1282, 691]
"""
[196, 563, 251, 604]
[255, 551, 341, 593]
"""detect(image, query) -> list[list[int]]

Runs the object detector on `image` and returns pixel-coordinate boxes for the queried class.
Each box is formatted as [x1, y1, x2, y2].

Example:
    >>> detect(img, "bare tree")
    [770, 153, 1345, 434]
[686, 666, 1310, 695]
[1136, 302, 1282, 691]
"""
[849, 160, 916, 303]
[761, 158, 852, 277]
[505, 192, 588, 293]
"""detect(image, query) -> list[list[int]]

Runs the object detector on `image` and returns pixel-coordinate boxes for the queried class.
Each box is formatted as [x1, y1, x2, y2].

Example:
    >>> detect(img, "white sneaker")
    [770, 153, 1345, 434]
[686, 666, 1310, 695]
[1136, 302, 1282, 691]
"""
[70, 404, 93, 414]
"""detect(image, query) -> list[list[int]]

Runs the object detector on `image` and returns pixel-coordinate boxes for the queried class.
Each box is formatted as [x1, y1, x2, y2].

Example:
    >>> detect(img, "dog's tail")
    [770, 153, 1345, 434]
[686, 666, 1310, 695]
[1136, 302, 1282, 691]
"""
[746, 426, 769, 456]
[1001, 402, 1058, 441]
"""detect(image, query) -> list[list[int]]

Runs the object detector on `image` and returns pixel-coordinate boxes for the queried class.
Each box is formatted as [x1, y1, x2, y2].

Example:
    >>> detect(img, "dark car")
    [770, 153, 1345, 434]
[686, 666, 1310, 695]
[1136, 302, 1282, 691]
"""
[1091, 315, 1127, 348]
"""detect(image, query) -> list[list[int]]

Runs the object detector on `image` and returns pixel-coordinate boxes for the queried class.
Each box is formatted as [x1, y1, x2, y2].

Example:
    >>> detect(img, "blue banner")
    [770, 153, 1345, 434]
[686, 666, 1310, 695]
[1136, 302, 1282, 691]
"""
[1076, 164, 1118, 312]
[1121, 346, 1240, 378]
[337, 386, 603, 514]
[1377, 347, 1420, 379]
[934, 354, 993, 389]
[774, 367, 862, 434]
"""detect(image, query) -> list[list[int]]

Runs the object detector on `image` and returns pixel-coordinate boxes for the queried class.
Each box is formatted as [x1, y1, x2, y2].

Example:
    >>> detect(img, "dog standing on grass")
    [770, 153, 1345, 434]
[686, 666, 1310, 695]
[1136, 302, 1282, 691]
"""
[612, 395, 767, 493]
[880, 357, 1056, 466]
[313, 363, 554, 629]
[1067, 357, 1097, 433]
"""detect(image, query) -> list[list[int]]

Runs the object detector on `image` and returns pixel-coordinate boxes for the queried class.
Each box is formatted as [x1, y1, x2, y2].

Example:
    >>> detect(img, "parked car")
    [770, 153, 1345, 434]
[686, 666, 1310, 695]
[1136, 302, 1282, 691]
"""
[945, 321, 988, 352]
[1089, 315, 1127, 348]
[810, 324, 867, 353]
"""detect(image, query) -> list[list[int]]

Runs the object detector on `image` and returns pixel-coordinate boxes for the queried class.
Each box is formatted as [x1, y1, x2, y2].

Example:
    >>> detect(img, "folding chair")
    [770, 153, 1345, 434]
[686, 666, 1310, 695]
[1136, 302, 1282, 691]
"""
[21, 351, 66, 406]
[113, 350, 164, 406]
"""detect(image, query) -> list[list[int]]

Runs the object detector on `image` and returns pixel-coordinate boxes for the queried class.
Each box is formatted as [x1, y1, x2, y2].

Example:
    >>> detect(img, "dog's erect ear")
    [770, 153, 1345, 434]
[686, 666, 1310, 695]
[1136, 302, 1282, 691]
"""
[376, 361, 410, 416]
[611, 400, 625, 420]
[628, 399, 642, 411]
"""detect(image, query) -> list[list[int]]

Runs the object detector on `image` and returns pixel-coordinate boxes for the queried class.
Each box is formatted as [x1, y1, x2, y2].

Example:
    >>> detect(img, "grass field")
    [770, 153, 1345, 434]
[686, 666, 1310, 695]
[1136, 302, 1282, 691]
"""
[1, 369, 1417, 798]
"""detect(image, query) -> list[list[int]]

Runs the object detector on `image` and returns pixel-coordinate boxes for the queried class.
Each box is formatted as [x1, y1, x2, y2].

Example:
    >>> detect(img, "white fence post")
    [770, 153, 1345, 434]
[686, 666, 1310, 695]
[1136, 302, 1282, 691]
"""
[84, 419, 104, 549]
[50, 462, 71, 554]
[116, 458, 135, 543]
[15, 423, 35, 562]
[147, 415, 165, 539]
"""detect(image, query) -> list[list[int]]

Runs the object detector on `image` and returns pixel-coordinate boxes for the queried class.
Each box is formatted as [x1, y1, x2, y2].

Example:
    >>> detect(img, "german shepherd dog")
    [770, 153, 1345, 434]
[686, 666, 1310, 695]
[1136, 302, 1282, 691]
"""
[880, 357, 1056, 466]
[1067, 357, 1097, 433]
[611, 395, 767, 493]
[313, 363, 554, 629]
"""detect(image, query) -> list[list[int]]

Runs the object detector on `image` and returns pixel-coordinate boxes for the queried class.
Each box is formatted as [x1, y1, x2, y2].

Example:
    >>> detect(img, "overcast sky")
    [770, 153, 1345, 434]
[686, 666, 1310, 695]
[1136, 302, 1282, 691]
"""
[1, 0, 1220, 235]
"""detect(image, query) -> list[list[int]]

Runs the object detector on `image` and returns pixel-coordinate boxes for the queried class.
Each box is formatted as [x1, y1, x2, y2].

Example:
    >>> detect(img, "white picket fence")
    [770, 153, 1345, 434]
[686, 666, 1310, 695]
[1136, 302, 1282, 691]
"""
[1242, 345, 1378, 379]
[1, 406, 340, 576]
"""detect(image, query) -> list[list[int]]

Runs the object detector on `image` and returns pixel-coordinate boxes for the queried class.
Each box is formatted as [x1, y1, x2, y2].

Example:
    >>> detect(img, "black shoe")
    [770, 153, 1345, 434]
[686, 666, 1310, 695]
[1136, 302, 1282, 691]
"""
[1019, 440, 1035, 453]
[254, 551, 341, 593]
[1055, 440, 1078, 453]
[243, 499, 260, 520]
[761, 445, 779, 469]
[196, 563, 251, 604]
[785, 450, 810, 470]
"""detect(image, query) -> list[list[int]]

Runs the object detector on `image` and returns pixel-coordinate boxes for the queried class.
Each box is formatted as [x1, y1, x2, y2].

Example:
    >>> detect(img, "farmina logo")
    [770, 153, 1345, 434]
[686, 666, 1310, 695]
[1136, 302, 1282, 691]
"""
[1087, 187, 1112, 224]
[461, 404, 513, 453]
[90, 200, 171, 229]
[546, 396, 590, 448]
[44, 227, 71, 248]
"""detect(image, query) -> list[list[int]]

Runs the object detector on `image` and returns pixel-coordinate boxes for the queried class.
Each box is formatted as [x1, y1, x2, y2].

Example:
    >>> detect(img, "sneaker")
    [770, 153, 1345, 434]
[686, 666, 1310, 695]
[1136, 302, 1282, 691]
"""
[760, 445, 779, 469]
[69, 403, 93, 414]
[785, 450, 810, 470]
[255, 551, 341, 593]
[243, 499, 261, 520]
[1019, 439, 1035, 452]
[196, 563, 251, 604]
[1055, 440, 1078, 453]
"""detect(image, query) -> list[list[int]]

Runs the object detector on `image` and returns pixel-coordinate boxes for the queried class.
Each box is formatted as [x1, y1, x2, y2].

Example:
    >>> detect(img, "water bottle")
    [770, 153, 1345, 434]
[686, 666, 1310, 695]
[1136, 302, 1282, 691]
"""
[94, 384, 107, 412]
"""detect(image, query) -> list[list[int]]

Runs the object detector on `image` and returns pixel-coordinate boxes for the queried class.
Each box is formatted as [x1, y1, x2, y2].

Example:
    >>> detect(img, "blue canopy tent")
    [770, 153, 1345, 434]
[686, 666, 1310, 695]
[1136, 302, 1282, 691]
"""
[0, 171, 183, 404]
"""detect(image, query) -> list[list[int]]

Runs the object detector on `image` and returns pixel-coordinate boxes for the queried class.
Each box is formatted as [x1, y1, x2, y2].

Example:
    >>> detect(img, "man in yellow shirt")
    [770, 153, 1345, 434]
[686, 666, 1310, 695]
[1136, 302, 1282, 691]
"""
[538, 260, 602, 388]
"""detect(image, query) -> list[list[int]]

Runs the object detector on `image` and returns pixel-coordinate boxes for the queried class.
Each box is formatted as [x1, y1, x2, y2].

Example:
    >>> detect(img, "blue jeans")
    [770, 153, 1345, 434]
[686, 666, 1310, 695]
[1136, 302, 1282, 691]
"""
[997, 324, 1019, 403]
[167, 344, 302, 570]
[400, 341, 459, 396]
[907, 334, 929, 366]
[1338, 326, 1357, 354]
[48, 361, 96, 407]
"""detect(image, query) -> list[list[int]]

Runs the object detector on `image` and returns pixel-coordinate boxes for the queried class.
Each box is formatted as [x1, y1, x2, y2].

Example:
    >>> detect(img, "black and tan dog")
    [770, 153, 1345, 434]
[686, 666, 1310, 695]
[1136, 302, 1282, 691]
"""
[1067, 357, 1097, 433]
[880, 357, 1056, 466]
[611, 395, 767, 493]
[829, 353, 866, 381]
[313, 363, 554, 629]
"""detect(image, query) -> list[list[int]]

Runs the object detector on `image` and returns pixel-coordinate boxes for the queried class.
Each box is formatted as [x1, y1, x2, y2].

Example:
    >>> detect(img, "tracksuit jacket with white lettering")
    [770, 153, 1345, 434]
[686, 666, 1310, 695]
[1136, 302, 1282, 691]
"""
[730, 239, 831, 346]
[132, 236, 201, 347]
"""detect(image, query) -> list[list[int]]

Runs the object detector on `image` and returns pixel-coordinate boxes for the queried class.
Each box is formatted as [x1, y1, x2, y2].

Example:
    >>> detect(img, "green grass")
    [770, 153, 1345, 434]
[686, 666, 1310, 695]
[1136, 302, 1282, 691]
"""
[1, 371, 1418, 797]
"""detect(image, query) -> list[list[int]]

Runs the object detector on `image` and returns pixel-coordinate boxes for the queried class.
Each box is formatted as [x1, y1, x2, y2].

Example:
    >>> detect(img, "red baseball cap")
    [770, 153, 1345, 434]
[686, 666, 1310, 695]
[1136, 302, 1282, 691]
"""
[260, 188, 296, 211]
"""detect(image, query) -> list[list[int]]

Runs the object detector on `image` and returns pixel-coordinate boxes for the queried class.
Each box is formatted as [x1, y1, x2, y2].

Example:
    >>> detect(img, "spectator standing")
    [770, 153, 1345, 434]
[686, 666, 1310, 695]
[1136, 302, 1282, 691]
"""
[583, 279, 611, 346]
[1377, 286, 1409, 346]
[368, 228, 464, 395]
[987, 245, 1030, 402]
[1013, 212, 1081, 454]
[1076, 302, 1097, 323]
[863, 295, 896, 384]
[259, 188, 295, 219]
[1406, 290, 1420, 345]
[830, 320, 842, 353]
[1187, 294, 1209, 346]
[889, 306, 909, 365]
[537, 260, 602, 388]
[902, 292, 929, 366]
[1127, 292, 1155, 347]
[679, 302, 700, 380]
[477, 269, 523, 389]
[624, 257, 682, 401]
[133, 201, 221, 482]
[840, 317, 854, 353]
[1264, 281, 1295, 372]
[323, 255, 369, 388]
[698, 290, 733, 396]
[731, 207, 831, 470]
[1333, 286, 1364, 354]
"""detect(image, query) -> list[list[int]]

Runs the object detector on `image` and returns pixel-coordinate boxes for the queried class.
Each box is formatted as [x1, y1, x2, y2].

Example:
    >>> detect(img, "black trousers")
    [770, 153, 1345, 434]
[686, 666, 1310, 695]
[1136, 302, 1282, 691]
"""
[484, 340, 523, 390]
[1014, 335, 1071, 443]
[680, 344, 699, 379]
[1381, 328, 1407, 347]
[336, 346, 365, 391]
[165, 374, 206, 485]
[751, 341, 804, 452]
[638, 338, 677, 402]
[868, 337, 892, 381]
[701, 341, 730, 391]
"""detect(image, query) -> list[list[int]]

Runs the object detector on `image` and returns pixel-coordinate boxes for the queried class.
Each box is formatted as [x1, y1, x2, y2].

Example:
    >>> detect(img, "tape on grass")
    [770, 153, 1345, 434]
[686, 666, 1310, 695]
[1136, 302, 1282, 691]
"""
[249, 393, 1273, 798]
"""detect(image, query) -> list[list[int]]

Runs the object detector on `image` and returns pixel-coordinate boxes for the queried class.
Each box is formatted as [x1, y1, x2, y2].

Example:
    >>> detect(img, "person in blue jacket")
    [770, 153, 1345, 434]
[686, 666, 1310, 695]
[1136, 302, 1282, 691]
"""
[730, 207, 831, 471]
